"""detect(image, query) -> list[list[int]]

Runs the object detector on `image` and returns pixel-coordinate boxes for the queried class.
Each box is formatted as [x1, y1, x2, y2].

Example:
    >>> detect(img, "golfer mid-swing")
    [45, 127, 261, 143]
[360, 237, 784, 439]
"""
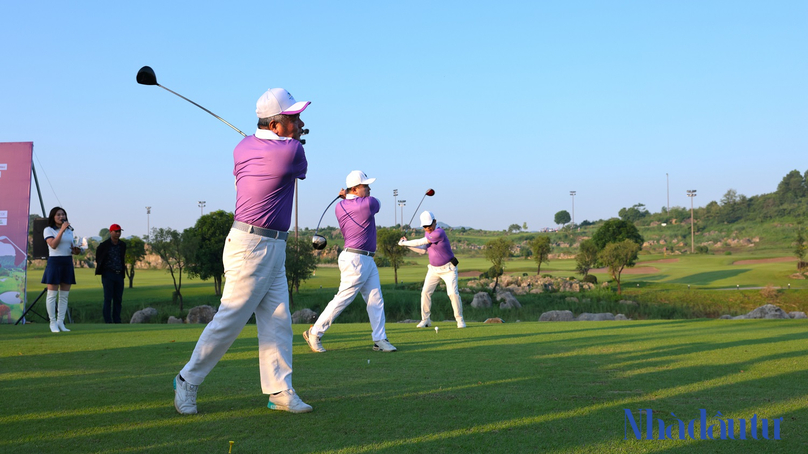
[304, 171, 397, 353]
[399, 211, 466, 328]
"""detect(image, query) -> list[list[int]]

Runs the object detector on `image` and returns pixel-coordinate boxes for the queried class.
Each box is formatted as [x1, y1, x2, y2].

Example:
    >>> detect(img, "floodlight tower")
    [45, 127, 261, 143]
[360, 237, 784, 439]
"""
[570, 191, 576, 229]
[145, 206, 151, 243]
[398, 200, 406, 227]
[393, 189, 398, 226]
[687, 190, 697, 253]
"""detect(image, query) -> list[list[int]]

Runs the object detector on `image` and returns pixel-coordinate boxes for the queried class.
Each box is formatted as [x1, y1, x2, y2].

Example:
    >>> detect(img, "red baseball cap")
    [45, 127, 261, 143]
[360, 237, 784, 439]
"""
[109, 224, 123, 231]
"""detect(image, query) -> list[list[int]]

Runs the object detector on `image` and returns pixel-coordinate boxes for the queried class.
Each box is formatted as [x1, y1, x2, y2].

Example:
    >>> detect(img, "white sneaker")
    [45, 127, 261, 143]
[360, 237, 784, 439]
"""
[416, 319, 431, 328]
[173, 374, 198, 415]
[457, 319, 466, 329]
[373, 339, 397, 352]
[303, 328, 326, 353]
[268, 389, 312, 413]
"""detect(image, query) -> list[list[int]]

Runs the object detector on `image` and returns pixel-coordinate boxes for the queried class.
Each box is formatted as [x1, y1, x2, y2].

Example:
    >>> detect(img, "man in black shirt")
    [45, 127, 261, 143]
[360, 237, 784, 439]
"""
[96, 224, 127, 323]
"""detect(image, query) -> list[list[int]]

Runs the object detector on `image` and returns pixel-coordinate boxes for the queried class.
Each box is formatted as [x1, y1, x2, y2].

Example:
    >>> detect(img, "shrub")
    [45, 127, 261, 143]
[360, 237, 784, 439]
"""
[582, 274, 598, 284]
[724, 251, 733, 255]
[760, 284, 778, 303]
[374, 255, 391, 267]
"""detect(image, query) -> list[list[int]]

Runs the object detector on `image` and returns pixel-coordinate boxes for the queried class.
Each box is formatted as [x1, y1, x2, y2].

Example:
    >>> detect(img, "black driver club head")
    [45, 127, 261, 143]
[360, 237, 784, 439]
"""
[312, 235, 327, 250]
[136, 66, 158, 86]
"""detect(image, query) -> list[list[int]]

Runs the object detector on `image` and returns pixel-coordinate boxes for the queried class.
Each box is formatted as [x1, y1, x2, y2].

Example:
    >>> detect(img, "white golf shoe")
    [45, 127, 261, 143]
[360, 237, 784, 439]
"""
[416, 319, 431, 328]
[373, 339, 397, 352]
[303, 328, 326, 353]
[173, 374, 199, 415]
[268, 389, 312, 413]
[456, 318, 466, 329]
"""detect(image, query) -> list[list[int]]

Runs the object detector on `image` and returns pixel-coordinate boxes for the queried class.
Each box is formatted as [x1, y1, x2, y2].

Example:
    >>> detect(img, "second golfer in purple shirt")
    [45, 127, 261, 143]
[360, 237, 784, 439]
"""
[304, 170, 397, 353]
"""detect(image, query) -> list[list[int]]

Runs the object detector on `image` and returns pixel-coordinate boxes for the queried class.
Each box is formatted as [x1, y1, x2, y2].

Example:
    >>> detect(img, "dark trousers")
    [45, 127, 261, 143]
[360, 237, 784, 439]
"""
[102, 271, 125, 323]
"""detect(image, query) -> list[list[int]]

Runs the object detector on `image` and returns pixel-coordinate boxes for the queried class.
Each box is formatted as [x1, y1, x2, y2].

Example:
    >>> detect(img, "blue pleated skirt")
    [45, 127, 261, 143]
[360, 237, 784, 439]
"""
[41, 256, 77, 285]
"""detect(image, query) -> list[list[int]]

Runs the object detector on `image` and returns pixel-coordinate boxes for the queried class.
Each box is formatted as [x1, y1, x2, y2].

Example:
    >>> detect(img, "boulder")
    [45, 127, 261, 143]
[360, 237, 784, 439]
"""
[496, 290, 522, 310]
[186, 305, 217, 324]
[575, 313, 615, 321]
[719, 315, 733, 319]
[167, 316, 184, 324]
[789, 311, 807, 319]
[744, 304, 790, 319]
[471, 292, 492, 309]
[130, 307, 158, 324]
[292, 308, 318, 324]
[484, 317, 504, 324]
[539, 310, 574, 322]
[614, 314, 629, 321]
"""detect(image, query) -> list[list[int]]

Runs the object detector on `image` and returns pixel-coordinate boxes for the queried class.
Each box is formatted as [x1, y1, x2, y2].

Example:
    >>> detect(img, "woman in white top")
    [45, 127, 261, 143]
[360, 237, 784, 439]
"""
[41, 207, 80, 333]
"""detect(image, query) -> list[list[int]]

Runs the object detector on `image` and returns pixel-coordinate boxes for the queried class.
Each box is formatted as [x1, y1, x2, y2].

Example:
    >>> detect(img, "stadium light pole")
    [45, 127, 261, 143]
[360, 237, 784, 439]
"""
[198, 201, 206, 217]
[687, 190, 697, 253]
[570, 191, 576, 229]
[666, 173, 670, 213]
[145, 206, 151, 243]
[393, 189, 398, 226]
[398, 200, 406, 228]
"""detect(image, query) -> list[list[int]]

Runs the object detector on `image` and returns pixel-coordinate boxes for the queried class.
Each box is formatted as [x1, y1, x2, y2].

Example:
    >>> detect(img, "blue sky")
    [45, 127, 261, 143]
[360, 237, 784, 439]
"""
[2, 1, 806, 239]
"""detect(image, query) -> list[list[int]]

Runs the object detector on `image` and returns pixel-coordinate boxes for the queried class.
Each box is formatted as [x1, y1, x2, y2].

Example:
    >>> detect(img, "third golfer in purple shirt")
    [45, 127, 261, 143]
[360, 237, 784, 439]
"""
[399, 211, 466, 328]
[304, 170, 397, 353]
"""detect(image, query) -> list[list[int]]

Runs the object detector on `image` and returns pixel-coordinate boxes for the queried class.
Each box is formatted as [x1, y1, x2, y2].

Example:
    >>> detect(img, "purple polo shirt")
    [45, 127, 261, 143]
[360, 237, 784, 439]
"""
[425, 227, 455, 266]
[233, 134, 307, 231]
[337, 195, 379, 252]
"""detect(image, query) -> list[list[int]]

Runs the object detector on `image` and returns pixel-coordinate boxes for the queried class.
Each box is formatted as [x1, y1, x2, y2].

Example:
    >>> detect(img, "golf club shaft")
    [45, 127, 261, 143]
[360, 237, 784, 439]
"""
[408, 194, 429, 227]
[315, 196, 341, 234]
[157, 84, 247, 137]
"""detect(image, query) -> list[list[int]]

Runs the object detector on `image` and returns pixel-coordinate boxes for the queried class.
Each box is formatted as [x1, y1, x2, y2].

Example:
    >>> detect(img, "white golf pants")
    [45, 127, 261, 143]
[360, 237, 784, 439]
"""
[312, 251, 387, 342]
[421, 263, 464, 322]
[181, 228, 293, 394]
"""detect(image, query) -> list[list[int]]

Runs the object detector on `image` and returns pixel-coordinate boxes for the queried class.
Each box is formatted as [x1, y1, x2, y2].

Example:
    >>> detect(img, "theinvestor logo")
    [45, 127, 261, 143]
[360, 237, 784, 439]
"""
[624, 409, 783, 440]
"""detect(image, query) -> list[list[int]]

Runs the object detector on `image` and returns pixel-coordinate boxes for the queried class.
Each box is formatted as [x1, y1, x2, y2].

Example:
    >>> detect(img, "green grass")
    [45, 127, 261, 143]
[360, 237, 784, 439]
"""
[2, 320, 807, 453]
[16, 249, 807, 326]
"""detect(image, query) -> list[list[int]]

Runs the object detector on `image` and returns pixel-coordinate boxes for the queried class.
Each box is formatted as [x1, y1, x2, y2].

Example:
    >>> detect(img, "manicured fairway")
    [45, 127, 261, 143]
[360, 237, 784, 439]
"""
[2, 320, 807, 453]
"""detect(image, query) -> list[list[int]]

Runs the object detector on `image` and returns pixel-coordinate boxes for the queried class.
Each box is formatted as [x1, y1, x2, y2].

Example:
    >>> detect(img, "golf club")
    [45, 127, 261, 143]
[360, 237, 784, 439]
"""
[311, 196, 341, 250]
[136, 66, 311, 143]
[407, 188, 436, 227]
[136, 66, 247, 137]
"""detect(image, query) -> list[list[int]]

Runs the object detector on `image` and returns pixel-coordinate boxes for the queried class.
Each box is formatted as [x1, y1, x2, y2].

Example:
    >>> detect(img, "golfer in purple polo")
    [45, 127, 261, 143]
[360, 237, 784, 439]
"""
[399, 211, 466, 328]
[173, 88, 312, 415]
[303, 171, 397, 353]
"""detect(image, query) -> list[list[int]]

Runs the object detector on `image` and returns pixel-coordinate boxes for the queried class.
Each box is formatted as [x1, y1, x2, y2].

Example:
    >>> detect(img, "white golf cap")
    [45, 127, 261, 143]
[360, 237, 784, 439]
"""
[420, 211, 435, 227]
[256, 88, 310, 118]
[346, 170, 376, 188]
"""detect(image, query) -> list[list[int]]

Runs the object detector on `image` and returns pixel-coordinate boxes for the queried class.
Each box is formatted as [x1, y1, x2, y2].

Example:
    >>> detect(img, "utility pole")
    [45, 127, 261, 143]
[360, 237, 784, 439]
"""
[687, 190, 697, 253]
[198, 201, 206, 217]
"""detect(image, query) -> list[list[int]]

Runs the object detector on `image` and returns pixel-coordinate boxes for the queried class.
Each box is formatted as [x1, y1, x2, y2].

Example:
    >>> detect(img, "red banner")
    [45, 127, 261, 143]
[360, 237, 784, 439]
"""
[0, 142, 33, 324]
